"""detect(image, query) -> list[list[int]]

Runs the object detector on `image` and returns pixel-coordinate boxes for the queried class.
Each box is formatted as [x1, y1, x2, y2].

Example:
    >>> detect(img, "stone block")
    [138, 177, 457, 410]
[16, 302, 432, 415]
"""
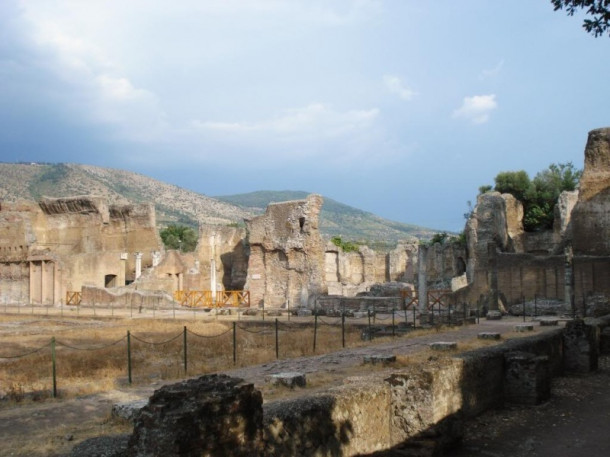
[297, 308, 312, 317]
[478, 332, 501, 340]
[69, 434, 130, 457]
[111, 400, 147, 424]
[265, 372, 307, 388]
[430, 342, 457, 351]
[486, 311, 502, 320]
[514, 324, 534, 332]
[539, 318, 559, 326]
[363, 354, 397, 365]
[127, 374, 264, 457]
[353, 311, 369, 319]
[504, 351, 550, 405]
[563, 319, 599, 373]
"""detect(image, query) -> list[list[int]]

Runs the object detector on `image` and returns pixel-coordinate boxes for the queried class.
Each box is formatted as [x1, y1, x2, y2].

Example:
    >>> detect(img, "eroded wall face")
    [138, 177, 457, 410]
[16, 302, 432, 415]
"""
[0, 197, 162, 304]
[0, 262, 28, 304]
[195, 225, 248, 292]
[495, 254, 566, 305]
[245, 194, 326, 307]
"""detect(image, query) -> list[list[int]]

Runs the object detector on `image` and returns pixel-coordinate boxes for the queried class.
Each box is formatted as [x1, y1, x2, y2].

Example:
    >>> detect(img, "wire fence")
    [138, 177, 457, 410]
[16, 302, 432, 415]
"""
[0, 307, 478, 399]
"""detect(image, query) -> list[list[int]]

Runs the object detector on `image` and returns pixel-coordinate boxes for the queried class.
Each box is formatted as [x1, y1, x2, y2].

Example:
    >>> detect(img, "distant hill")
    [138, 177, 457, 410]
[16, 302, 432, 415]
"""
[215, 190, 437, 244]
[0, 163, 438, 245]
[0, 162, 253, 227]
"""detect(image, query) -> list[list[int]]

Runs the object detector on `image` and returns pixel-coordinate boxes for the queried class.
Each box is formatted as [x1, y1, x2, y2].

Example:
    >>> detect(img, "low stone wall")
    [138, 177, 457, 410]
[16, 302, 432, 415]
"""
[81, 286, 174, 309]
[73, 319, 609, 456]
[264, 329, 565, 456]
[317, 295, 403, 313]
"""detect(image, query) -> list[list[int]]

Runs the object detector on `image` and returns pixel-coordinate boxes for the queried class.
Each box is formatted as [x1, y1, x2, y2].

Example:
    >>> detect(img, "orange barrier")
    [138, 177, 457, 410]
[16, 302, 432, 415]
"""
[66, 291, 82, 306]
[173, 290, 250, 308]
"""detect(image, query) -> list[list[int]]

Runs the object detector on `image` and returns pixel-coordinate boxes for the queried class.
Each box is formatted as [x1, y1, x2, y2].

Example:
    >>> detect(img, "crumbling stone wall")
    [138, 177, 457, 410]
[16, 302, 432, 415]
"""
[0, 196, 162, 304]
[324, 242, 418, 297]
[459, 127, 610, 311]
[195, 224, 248, 291]
[245, 194, 327, 307]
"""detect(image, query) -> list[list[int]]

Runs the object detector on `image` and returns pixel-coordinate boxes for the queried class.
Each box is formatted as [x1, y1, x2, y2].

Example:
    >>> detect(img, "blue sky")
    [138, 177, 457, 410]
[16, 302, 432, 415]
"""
[0, 1, 608, 232]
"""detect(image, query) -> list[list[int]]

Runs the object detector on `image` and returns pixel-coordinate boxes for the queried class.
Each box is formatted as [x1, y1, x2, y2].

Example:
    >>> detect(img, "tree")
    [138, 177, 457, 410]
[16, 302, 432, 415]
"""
[491, 163, 582, 231]
[551, 0, 610, 37]
[494, 170, 531, 202]
[160, 225, 198, 252]
[478, 185, 493, 195]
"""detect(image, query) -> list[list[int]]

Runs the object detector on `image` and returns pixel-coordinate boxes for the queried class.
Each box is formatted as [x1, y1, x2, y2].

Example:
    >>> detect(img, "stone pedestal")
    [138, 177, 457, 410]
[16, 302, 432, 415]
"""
[514, 324, 534, 332]
[563, 319, 599, 373]
[430, 342, 457, 351]
[504, 352, 550, 405]
[486, 310, 502, 320]
[265, 372, 306, 388]
[127, 374, 263, 457]
[363, 354, 397, 365]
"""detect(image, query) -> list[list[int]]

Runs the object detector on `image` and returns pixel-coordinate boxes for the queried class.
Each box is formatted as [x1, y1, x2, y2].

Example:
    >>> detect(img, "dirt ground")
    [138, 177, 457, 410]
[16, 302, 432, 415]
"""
[1, 315, 607, 457]
[449, 355, 610, 457]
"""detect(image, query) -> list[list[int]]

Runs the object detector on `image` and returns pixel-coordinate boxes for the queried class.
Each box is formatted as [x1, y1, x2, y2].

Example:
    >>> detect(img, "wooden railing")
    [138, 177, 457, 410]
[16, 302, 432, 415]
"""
[66, 291, 82, 306]
[173, 290, 250, 308]
[400, 289, 452, 309]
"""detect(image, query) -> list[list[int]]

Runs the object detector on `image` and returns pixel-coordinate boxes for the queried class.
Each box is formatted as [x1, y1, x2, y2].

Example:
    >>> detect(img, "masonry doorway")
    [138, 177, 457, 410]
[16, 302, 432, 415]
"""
[105, 274, 117, 288]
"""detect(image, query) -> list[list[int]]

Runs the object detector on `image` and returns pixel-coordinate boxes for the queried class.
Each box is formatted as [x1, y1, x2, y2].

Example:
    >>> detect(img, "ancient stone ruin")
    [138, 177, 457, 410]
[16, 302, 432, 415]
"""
[1, 128, 609, 317]
[244, 194, 327, 308]
[455, 127, 610, 316]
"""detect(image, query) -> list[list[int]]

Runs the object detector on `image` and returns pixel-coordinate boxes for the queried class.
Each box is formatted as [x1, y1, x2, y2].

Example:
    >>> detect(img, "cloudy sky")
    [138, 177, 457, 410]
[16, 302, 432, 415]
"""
[0, 1, 608, 232]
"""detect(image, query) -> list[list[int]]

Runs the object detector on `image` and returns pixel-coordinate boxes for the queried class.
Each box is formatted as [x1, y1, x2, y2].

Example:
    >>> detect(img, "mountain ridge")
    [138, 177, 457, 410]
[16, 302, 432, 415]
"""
[0, 162, 438, 243]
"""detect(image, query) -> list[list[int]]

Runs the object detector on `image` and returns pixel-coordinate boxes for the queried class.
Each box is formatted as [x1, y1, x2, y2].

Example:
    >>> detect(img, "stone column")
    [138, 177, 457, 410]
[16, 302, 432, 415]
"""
[151, 251, 161, 267]
[134, 252, 143, 280]
[488, 242, 499, 311]
[53, 262, 61, 305]
[563, 319, 599, 373]
[28, 261, 34, 305]
[417, 245, 428, 312]
[210, 234, 217, 301]
[564, 245, 574, 314]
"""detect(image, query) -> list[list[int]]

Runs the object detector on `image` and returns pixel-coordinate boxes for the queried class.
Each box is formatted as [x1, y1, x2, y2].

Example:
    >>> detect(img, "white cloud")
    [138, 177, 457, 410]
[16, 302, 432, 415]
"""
[383, 75, 416, 101]
[193, 103, 379, 140]
[19, 9, 169, 142]
[452, 94, 497, 124]
[479, 60, 504, 80]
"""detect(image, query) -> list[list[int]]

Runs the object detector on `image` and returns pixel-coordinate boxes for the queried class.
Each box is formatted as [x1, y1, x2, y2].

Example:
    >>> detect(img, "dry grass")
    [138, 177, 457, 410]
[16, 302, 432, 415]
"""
[0, 315, 415, 405]
[0, 312, 537, 407]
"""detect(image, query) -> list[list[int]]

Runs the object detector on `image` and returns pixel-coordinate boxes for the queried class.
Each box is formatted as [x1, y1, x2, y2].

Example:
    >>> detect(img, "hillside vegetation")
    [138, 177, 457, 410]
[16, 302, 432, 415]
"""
[0, 163, 437, 244]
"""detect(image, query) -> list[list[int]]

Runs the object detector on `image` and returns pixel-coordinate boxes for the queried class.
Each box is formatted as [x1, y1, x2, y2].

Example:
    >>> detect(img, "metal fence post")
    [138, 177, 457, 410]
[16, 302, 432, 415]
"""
[341, 313, 345, 348]
[392, 307, 395, 337]
[127, 331, 132, 385]
[183, 326, 187, 376]
[51, 337, 57, 398]
[233, 322, 237, 365]
[313, 314, 318, 353]
[275, 318, 279, 359]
